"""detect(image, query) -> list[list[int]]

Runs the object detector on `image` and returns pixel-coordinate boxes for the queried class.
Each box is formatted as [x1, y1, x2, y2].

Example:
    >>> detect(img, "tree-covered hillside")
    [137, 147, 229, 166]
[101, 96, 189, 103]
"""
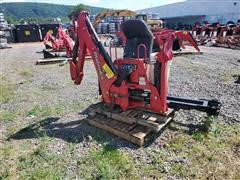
[1, 2, 107, 21]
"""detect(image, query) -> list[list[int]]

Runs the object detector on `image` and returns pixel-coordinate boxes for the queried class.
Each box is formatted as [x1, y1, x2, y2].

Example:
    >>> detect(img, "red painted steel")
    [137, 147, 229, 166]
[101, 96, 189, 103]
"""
[70, 12, 175, 115]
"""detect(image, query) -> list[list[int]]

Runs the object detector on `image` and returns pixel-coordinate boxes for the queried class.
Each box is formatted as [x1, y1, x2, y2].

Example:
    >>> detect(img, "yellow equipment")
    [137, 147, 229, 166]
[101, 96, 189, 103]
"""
[93, 9, 163, 29]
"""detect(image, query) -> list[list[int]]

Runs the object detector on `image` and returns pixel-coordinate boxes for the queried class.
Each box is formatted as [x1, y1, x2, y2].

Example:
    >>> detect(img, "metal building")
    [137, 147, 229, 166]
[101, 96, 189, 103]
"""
[137, 0, 240, 28]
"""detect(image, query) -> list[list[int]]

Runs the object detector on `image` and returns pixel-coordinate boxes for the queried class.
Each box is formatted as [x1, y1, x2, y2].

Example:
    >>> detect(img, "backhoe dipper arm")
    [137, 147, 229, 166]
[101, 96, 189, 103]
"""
[70, 12, 117, 103]
[43, 32, 53, 44]
[175, 31, 200, 52]
[58, 29, 74, 58]
[43, 32, 57, 48]
[43, 26, 67, 50]
[154, 30, 200, 52]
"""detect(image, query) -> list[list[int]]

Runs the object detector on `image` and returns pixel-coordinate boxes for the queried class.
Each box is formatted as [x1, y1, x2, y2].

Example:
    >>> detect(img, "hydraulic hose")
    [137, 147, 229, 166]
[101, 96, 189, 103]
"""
[72, 35, 79, 64]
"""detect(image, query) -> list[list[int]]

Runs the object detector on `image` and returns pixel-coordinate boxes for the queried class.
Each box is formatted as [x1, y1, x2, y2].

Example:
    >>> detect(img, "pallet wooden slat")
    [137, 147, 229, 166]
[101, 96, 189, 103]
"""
[128, 110, 140, 117]
[90, 105, 175, 133]
[90, 107, 136, 124]
[129, 125, 151, 138]
[121, 123, 137, 133]
[36, 58, 66, 65]
[87, 103, 175, 146]
[88, 118, 145, 146]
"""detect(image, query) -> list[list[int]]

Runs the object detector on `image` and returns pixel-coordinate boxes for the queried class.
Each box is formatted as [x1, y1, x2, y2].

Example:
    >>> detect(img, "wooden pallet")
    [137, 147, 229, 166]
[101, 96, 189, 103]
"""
[173, 51, 203, 57]
[44, 49, 66, 53]
[36, 58, 67, 65]
[87, 103, 175, 146]
[0, 46, 12, 49]
[36, 56, 92, 65]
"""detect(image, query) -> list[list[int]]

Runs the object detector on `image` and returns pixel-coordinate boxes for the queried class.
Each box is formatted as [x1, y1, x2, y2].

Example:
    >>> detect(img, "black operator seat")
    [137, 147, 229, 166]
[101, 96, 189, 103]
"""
[121, 19, 154, 59]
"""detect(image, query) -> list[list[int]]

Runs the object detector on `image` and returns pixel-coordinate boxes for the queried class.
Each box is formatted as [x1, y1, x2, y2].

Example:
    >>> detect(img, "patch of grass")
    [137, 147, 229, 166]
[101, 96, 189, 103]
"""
[0, 109, 16, 122]
[171, 163, 185, 177]
[1, 122, 239, 179]
[77, 144, 135, 179]
[68, 101, 86, 112]
[90, 131, 109, 144]
[0, 144, 14, 158]
[34, 127, 53, 143]
[17, 68, 33, 78]
[167, 135, 189, 152]
[0, 142, 31, 179]
[0, 169, 10, 179]
[138, 119, 240, 179]
[191, 131, 206, 141]
[26, 101, 85, 118]
[137, 164, 164, 179]
[41, 84, 58, 91]
[219, 72, 231, 82]
[218, 69, 239, 82]
[67, 143, 76, 155]
[162, 123, 240, 179]
[96, 146, 133, 179]
[26, 104, 65, 118]
[0, 83, 16, 103]
[191, 116, 215, 141]
[0, 134, 65, 179]
[5, 126, 18, 139]
[26, 105, 46, 117]
[17, 144, 66, 179]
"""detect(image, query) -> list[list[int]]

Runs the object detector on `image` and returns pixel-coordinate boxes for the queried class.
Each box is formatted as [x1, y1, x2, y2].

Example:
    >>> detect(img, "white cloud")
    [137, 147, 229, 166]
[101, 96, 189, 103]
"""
[88, 0, 99, 3]
[83, 0, 99, 4]
[2, 0, 26, 2]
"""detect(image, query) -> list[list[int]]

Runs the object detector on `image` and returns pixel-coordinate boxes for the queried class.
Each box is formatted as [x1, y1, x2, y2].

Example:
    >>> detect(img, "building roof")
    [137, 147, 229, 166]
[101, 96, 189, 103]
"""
[137, 0, 240, 18]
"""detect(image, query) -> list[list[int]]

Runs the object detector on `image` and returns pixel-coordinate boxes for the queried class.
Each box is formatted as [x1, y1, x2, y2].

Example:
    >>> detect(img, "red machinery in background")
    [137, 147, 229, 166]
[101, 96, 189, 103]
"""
[43, 26, 74, 58]
[68, 16, 77, 40]
[104, 28, 200, 53]
[93, 9, 200, 53]
[67, 16, 91, 57]
[154, 29, 200, 52]
[69, 12, 221, 144]
[214, 24, 240, 49]
[43, 26, 66, 50]
[192, 23, 240, 49]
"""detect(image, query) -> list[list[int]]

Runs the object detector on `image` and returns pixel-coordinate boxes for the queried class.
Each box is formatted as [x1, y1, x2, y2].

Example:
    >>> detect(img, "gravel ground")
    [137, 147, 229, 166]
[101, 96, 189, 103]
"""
[0, 42, 239, 178]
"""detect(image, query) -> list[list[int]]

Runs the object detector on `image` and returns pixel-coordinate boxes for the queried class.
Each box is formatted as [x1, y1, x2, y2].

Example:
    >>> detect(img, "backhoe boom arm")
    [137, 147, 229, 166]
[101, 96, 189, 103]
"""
[70, 12, 117, 103]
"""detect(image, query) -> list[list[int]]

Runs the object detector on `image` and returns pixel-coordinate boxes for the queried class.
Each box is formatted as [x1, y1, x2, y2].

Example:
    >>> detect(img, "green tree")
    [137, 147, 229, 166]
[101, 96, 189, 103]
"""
[28, 17, 38, 23]
[19, 18, 25, 24]
[6, 16, 15, 24]
[68, 4, 89, 19]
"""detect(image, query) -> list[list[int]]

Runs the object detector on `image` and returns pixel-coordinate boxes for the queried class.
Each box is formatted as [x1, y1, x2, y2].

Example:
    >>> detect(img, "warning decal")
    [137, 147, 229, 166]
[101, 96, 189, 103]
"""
[102, 63, 114, 79]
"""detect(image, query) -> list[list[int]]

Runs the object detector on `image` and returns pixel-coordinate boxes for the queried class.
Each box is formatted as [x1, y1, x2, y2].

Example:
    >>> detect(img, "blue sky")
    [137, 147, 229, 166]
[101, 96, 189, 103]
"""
[1, 0, 185, 10]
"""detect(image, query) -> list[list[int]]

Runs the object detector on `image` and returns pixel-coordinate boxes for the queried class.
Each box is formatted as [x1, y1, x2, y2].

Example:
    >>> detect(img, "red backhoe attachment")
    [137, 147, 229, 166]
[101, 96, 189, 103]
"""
[70, 12, 176, 114]
[69, 12, 221, 146]
[43, 26, 66, 50]
[214, 24, 240, 49]
[154, 29, 200, 52]
[71, 11, 220, 115]
[43, 26, 75, 59]
[192, 23, 240, 49]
